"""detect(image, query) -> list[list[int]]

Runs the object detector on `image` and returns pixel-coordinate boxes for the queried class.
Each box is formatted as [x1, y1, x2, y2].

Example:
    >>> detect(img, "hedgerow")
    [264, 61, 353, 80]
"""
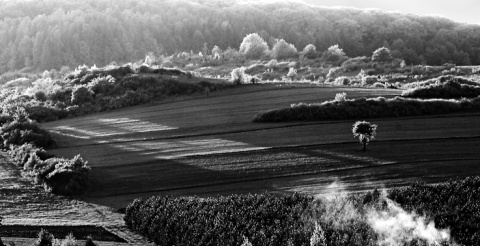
[0, 108, 90, 195]
[7, 143, 90, 195]
[253, 96, 480, 122]
[4, 64, 233, 123]
[402, 78, 480, 98]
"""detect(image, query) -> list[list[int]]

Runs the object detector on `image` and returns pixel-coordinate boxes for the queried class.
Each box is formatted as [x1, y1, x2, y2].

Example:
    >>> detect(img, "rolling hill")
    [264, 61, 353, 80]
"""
[42, 84, 480, 209]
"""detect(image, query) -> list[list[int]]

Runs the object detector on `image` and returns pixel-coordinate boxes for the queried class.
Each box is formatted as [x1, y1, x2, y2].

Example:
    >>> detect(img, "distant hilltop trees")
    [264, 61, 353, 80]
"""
[0, 0, 480, 74]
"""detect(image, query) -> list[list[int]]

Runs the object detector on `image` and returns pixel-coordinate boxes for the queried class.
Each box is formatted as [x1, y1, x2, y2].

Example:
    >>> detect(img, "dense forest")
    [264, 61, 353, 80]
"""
[1, 0, 480, 74]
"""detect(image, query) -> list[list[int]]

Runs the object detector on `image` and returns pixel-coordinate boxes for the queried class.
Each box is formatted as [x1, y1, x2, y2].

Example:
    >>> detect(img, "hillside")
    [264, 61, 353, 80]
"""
[41, 85, 480, 209]
[1, 0, 480, 76]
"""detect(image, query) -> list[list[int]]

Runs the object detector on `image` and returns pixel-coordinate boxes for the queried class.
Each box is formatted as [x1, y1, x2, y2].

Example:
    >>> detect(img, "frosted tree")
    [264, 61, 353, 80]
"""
[272, 39, 297, 60]
[310, 222, 327, 246]
[239, 33, 269, 59]
[324, 44, 347, 62]
[372, 47, 393, 62]
[352, 121, 377, 151]
[302, 44, 317, 59]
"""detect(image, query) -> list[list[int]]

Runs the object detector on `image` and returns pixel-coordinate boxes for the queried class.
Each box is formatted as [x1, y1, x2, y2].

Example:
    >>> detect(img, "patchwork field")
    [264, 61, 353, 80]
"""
[42, 84, 480, 209]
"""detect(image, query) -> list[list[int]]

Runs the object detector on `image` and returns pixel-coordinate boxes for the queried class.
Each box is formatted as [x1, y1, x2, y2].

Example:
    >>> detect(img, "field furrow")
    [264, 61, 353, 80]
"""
[41, 85, 480, 208]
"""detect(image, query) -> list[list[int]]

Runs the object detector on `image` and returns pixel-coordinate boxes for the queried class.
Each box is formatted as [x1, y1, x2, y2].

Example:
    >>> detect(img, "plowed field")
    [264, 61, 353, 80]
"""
[42, 84, 480, 209]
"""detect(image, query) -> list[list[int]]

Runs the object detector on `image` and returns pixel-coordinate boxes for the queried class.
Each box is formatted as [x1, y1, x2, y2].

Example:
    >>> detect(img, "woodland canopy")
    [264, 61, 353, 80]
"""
[1, 0, 480, 73]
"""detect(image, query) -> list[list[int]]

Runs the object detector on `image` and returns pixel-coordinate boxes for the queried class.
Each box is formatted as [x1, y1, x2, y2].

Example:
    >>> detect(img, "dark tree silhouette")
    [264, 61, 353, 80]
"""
[352, 121, 377, 151]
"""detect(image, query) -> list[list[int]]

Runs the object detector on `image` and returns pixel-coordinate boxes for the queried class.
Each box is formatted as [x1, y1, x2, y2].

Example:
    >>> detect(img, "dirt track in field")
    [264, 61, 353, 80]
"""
[42, 84, 480, 209]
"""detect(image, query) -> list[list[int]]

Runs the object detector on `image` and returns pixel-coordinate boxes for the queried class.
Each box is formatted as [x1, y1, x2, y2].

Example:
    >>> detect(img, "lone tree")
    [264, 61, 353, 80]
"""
[239, 33, 269, 59]
[352, 121, 377, 151]
[271, 39, 297, 60]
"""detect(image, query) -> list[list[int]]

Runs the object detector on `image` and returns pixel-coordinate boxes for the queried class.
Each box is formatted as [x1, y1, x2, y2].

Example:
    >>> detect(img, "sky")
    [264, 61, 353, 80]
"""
[303, 0, 480, 25]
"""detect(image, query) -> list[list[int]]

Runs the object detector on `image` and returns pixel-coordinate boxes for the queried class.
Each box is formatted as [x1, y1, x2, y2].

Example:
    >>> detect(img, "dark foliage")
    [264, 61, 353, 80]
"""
[402, 77, 480, 98]
[25, 106, 68, 123]
[124, 193, 313, 246]
[389, 177, 480, 246]
[0, 0, 480, 73]
[124, 177, 480, 245]
[7, 144, 90, 195]
[0, 118, 54, 149]
[34, 229, 54, 246]
[253, 96, 480, 122]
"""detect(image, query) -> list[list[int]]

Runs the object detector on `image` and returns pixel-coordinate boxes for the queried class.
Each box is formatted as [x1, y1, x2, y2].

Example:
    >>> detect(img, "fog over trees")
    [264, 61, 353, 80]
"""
[1, 0, 480, 74]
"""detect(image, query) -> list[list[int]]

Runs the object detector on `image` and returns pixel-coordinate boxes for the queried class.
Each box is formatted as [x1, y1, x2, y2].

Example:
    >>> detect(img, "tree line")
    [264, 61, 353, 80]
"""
[1, 0, 480, 74]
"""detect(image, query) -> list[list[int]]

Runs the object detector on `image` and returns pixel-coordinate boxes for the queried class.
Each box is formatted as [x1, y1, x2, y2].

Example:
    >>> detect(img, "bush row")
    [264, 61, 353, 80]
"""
[253, 96, 480, 122]
[7, 143, 90, 195]
[125, 177, 480, 246]
[3, 72, 233, 123]
[402, 78, 480, 98]
[0, 108, 90, 195]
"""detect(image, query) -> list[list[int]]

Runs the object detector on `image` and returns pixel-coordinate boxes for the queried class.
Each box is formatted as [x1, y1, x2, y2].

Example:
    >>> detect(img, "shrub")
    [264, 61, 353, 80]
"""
[326, 67, 342, 79]
[253, 96, 480, 122]
[372, 82, 385, 88]
[287, 67, 297, 80]
[34, 229, 54, 246]
[87, 75, 115, 95]
[310, 223, 327, 246]
[334, 92, 347, 102]
[302, 44, 317, 59]
[272, 39, 298, 60]
[7, 144, 89, 195]
[24, 78, 62, 97]
[8, 143, 53, 169]
[71, 85, 94, 105]
[0, 108, 54, 149]
[85, 236, 97, 246]
[372, 47, 392, 62]
[231, 67, 247, 85]
[60, 233, 76, 246]
[222, 47, 242, 61]
[323, 45, 347, 63]
[43, 155, 90, 195]
[34, 91, 47, 101]
[239, 33, 269, 59]
[332, 76, 350, 86]
[341, 56, 370, 71]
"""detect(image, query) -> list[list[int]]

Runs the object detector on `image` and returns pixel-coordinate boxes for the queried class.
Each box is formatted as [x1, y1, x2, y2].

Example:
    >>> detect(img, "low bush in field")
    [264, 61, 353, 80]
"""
[402, 78, 480, 98]
[125, 177, 480, 246]
[124, 193, 313, 245]
[253, 96, 480, 122]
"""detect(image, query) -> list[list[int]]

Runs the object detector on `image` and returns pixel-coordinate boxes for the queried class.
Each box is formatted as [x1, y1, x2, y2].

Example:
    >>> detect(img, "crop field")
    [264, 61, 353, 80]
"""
[42, 84, 480, 209]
